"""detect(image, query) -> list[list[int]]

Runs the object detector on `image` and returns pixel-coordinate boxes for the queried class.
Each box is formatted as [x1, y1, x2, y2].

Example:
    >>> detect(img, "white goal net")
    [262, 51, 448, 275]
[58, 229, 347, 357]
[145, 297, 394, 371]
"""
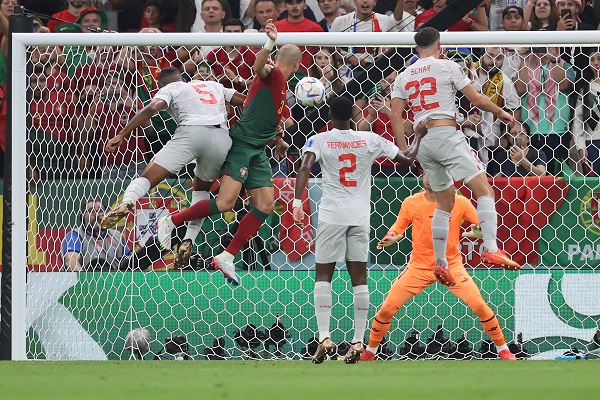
[3, 30, 600, 361]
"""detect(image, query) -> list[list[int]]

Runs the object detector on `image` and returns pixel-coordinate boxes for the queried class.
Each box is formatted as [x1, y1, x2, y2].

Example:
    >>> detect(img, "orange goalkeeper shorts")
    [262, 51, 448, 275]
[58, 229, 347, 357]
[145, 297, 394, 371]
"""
[383, 261, 484, 309]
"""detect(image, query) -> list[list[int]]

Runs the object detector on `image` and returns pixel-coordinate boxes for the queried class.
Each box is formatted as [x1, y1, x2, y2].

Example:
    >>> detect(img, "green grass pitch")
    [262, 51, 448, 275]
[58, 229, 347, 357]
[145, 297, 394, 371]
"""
[1, 360, 599, 400]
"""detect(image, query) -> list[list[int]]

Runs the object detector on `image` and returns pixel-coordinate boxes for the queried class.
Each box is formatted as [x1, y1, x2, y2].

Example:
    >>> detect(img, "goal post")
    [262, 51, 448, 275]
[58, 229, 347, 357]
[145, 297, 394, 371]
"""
[3, 29, 600, 361]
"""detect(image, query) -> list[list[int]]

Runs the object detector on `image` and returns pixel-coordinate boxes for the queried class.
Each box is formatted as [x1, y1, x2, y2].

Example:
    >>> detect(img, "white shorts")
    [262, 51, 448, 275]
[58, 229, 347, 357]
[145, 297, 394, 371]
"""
[418, 126, 485, 192]
[314, 221, 369, 264]
[152, 125, 232, 182]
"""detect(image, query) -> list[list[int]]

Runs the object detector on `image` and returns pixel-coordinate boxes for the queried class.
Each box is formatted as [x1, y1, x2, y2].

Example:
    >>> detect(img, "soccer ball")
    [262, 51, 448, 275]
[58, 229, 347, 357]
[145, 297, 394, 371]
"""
[294, 77, 326, 107]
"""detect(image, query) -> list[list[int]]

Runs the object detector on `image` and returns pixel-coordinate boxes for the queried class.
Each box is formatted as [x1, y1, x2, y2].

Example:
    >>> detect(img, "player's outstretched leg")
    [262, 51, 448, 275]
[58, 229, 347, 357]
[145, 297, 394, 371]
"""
[312, 338, 334, 364]
[101, 200, 135, 230]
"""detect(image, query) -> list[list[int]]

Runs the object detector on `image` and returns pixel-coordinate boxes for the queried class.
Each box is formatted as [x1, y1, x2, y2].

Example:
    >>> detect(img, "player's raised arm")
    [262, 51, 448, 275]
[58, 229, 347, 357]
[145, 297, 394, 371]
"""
[253, 19, 277, 78]
[105, 98, 167, 153]
[460, 83, 516, 126]
[392, 120, 426, 165]
[292, 151, 316, 228]
[390, 97, 409, 150]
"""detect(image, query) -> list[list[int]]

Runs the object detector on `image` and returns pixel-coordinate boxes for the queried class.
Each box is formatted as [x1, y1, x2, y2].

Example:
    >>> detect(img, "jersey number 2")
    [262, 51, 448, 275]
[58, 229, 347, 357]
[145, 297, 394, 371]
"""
[191, 82, 218, 104]
[405, 77, 440, 113]
[338, 153, 357, 187]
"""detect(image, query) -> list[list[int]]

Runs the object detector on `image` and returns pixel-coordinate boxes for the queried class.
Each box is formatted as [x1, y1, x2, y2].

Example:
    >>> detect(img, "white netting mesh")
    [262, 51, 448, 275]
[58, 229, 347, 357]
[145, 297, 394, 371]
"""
[13, 31, 600, 361]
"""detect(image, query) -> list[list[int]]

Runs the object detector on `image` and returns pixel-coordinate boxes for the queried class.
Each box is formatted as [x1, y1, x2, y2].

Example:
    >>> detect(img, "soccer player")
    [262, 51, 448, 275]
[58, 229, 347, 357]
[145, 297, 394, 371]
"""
[292, 96, 425, 364]
[361, 174, 517, 361]
[391, 27, 521, 281]
[157, 20, 302, 285]
[100, 67, 246, 269]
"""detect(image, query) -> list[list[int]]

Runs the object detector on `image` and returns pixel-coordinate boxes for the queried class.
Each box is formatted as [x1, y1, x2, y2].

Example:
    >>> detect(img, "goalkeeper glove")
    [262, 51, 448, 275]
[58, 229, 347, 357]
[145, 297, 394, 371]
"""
[377, 231, 403, 250]
[461, 224, 483, 239]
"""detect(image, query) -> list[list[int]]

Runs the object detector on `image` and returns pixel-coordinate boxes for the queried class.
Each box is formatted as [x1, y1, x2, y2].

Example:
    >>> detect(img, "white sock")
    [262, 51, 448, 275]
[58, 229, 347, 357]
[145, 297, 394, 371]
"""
[496, 343, 509, 352]
[122, 177, 151, 204]
[477, 195, 499, 252]
[431, 209, 451, 265]
[351, 285, 369, 344]
[183, 191, 209, 242]
[314, 281, 332, 342]
[366, 345, 377, 354]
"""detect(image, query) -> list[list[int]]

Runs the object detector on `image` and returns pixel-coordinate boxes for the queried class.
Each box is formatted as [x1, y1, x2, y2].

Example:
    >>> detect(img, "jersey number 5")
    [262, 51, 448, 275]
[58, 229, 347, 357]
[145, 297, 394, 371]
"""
[191, 82, 218, 104]
[338, 153, 357, 187]
[404, 77, 440, 113]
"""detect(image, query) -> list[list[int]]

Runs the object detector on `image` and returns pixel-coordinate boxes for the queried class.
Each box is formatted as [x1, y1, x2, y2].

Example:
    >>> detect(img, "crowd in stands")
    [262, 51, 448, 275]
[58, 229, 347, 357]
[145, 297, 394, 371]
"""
[2, 0, 600, 183]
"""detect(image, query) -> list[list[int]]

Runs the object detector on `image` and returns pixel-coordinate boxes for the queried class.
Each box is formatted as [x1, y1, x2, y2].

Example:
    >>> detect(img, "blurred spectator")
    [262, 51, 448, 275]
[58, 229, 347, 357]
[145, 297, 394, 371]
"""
[275, 0, 323, 79]
[488, 0, 527, 31]
[141, 0, 175, 32]
[28, 73, 80, 181]
[71, 45, 116, 113]
[307, 47, 344, 95]
[191, 0, 230, 32]
[90, 0, 121, 31]
[515, 47, 574, 174]
[330, 0, 405, 80]
[48, 0, 89, 33]
[253, 0, 280, 30]
[205, 18, 256, 92]
[318, 0, 352, 31]
[494, 122, 548, 177]
[573, 49, 600, 175]
[415, 0, 488, 31]
[551, 0, 595, 92]
[523, 0, 558, 30]
[278, 0, 318, 22]
[58, 7, 109, 79]
[473, 47, 521, 167]
[499, 6, 527, 80]
[62, 199, 130, 272]
[580, 0, 598, 27]
[82, 73, 146, 179]
[398, 0, 420, 32]
[193, 60, 220, 81]
[117, 0, 143, 32]
[116, 28, 181, 160]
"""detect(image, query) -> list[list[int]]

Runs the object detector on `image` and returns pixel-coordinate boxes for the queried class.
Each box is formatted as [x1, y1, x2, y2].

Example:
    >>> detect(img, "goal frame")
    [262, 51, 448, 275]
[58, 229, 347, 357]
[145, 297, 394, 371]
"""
[4, 29, 600, 360]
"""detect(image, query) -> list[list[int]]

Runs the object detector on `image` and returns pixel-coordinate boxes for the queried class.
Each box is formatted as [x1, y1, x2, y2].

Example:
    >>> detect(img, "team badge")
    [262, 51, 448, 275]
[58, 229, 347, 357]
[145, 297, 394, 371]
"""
[240, 167, 248, 177]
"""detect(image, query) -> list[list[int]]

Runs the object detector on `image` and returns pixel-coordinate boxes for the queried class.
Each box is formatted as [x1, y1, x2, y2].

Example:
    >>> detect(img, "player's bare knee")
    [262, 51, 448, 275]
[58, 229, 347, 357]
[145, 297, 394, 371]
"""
[215, 196, 236, 212]
[255, 201, 274, 215]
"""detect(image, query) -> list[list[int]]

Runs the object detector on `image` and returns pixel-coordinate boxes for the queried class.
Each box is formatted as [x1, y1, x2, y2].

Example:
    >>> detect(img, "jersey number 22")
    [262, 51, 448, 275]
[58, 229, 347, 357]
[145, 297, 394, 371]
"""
[405, 77, 439, 113]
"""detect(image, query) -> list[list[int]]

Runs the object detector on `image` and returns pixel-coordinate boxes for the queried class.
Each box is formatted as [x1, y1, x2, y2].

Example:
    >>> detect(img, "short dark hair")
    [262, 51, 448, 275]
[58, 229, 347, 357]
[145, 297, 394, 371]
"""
[414, 27, 440, 48]
[223, 18, 244, 31]
[521, 122, 530, 136]
[144, 0, 162, 11]
[329, 97, 353, 121]
[158, 67, 182, 84]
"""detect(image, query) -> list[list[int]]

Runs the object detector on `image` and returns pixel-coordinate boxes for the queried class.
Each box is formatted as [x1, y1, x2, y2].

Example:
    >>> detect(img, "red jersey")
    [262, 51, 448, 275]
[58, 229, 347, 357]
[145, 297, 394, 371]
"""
[414, 8, 472, 32]
[206, 47, 256, 91]
[30, 91, 77, 142]
[136, 51, 180, 96]
[229, 66, 287, 146]
[48, 9, 79, 33]
[274, 19, 323, 73]
[94, 104, 146, 167]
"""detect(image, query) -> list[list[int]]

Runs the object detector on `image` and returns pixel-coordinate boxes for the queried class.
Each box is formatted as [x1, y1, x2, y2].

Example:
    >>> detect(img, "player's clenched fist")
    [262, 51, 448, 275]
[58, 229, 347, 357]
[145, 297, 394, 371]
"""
[434, 264, 456, 287]
[105, 135, 124, 153]
[293, 204, 304, 228]
[265, 19, 277, 40]
[376, 231, 403, 250]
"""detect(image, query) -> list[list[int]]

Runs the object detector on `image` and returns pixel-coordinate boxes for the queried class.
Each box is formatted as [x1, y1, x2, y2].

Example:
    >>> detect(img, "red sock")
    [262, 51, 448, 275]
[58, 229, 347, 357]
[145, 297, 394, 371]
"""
[172, 199, 213, 226]
[226, 209, 267, 256]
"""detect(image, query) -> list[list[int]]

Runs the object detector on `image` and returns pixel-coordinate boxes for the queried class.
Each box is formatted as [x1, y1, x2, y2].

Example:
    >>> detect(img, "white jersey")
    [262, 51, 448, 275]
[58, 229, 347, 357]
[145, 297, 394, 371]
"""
[302, 129, 398, 226]
[154, 80, 236, 127]
[392, 56, 471, 128]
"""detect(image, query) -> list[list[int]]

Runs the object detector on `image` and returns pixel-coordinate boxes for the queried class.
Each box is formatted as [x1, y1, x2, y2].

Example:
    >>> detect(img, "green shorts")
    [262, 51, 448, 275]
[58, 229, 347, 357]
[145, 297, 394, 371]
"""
[221, 140, 274, 189]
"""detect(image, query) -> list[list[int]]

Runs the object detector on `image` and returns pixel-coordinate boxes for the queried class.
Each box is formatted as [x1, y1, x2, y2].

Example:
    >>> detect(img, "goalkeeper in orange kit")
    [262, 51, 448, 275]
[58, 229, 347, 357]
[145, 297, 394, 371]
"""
[361, 174, 517, 361]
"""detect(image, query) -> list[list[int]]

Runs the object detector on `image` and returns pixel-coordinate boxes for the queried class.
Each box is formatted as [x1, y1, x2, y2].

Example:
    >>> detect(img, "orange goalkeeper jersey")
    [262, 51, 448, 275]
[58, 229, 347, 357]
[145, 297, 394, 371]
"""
[390, 192, 478, 269]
